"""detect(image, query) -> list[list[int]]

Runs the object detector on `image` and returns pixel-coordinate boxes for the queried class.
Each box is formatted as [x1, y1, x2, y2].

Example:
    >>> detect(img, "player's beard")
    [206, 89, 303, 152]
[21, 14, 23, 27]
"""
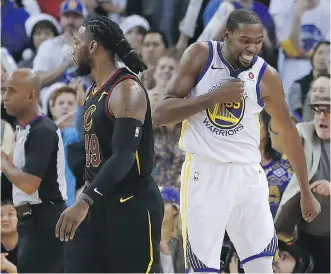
[76, 56, 92, 76]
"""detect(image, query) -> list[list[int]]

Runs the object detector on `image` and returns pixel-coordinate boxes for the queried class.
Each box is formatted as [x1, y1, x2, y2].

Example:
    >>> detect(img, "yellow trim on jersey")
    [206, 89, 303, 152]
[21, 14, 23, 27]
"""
[181, 153, 192, 270]
[146, 209, 153, 273]
[280, 39, 301, 57]
[136, 151, 141, 175]
[98, 91, 109, 101]
[179, 120, 189, 149]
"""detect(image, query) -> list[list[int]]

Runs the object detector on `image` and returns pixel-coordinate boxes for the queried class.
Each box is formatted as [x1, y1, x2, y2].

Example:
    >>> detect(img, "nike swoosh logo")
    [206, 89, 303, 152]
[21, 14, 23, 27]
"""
[94, 188, 103, 196]
[211, 64, 224, 70]
[120, 196, 134, 203]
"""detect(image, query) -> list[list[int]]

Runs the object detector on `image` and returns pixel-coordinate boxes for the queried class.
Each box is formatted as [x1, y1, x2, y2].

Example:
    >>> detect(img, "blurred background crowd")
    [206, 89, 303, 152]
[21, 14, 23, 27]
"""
[1, 0, 330, 273]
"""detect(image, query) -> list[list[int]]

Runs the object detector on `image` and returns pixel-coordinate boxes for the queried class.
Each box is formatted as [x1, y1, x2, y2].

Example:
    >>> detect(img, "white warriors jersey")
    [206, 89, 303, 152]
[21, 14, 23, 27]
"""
[179, 41, 268, 164]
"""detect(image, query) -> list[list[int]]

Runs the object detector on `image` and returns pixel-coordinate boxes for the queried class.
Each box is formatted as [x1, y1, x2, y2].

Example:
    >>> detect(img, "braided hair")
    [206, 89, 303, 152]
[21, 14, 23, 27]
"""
[83, 16, 147, 74]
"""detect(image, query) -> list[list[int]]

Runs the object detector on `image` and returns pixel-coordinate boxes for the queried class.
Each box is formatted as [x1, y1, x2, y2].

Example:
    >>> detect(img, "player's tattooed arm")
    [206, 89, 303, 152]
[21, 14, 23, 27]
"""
[109, 79, 147, 122]
[261, 65, 321, 222]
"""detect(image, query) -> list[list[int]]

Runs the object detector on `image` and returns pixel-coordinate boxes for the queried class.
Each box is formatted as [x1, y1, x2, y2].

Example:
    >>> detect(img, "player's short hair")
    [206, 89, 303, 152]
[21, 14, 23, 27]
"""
[83, 16, 147, 74]
[226, 9, 262, 31]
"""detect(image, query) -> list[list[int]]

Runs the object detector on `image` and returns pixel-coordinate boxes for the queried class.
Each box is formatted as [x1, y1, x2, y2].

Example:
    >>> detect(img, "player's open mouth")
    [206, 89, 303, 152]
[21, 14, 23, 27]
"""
[241, 54, 254, 62]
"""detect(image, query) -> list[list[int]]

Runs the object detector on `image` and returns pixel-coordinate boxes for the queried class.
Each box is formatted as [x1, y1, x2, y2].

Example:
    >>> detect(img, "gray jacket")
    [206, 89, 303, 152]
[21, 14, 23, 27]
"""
[275, 122, 321, 233]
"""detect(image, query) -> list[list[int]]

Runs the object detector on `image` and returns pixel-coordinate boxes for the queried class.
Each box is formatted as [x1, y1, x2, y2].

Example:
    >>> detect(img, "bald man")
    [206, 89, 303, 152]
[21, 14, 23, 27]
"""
[1, 68, 67, 272]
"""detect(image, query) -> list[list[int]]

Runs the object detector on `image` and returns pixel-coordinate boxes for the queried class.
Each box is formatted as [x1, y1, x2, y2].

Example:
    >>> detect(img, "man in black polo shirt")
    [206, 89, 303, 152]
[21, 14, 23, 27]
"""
[1, 68, 67, 273]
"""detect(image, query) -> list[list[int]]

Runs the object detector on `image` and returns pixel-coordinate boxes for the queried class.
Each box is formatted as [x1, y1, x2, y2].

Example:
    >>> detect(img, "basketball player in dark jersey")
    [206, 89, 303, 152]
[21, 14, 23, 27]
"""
[55, 16, 164, 273]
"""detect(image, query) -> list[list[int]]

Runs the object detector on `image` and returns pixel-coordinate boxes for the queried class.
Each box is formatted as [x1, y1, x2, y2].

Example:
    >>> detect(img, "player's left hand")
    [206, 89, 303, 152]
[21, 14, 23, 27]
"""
[300, 191, 321, 222]
[55, 199, 89, 241]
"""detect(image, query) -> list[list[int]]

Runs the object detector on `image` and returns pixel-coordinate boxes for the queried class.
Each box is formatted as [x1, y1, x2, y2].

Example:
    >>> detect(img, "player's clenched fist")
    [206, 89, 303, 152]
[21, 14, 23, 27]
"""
[210, 79, 244, 104]
[300, 192, 321, 223]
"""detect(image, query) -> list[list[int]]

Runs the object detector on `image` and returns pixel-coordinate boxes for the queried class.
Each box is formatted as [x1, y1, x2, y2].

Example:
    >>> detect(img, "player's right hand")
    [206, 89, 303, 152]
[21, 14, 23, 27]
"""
[300, 191, 321, 222]
[211, 79, 244, 104]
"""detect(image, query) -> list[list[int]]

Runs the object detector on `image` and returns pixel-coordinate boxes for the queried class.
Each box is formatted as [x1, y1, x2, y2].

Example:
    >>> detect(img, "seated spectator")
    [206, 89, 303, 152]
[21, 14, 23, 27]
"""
[1, 0, 30, 62]
[159, 186, 184, 273]
[259, 110, 293, 218]
[288, 41, 330, 120]
[141, 30, 168, 89]
[273, 240, 314, 273]
[19, 13, 61, 68]
[49, 86, 80, 206]
[33, 0, 85, 87]
[274, 74, 330, 273]
[120, 15, 150, 56]
[1, 200, 18, 274]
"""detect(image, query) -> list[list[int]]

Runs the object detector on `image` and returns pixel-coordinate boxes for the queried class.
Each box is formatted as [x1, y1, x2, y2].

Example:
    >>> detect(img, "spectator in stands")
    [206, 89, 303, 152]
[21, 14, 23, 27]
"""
[274, 74, 330, 273]
[273, 240, 314, 273]
[140, 0, 189, 46]
[49, 86, 81, 206]
[270, 0, 330, 98]
[1, 0, 30, 62]
[152, 121, 184, 188]
[259, 110, 293, 219]
[33, 0, 85, 87]
[288, 41, 330, 120]
[120, 14, 150, 55]
[82, 0, 126, 22]
[142, 31, 168, 66]
[141, 30, 168, 89]
[148, 51, 178, 110]
[105, 0, 127, 24]
[159, 186, 185, 273]
[1, 200, 18, 274]
[302, 68, 331, 122]
[150, 53, 184, 189]
[19, 13, 61, 68]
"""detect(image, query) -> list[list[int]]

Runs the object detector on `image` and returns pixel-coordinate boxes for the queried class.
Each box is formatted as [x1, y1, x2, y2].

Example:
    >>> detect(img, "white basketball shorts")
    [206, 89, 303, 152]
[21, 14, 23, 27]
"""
[180, 153, 277, 272]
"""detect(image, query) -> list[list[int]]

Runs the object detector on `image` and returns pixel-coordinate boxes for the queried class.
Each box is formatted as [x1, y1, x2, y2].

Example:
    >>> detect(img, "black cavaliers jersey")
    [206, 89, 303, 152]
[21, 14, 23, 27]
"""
[83, 68, 154, 186]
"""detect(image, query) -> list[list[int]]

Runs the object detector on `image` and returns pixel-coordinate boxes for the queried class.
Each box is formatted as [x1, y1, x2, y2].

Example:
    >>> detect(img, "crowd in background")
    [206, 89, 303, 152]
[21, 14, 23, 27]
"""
[1, 0, 330, 273]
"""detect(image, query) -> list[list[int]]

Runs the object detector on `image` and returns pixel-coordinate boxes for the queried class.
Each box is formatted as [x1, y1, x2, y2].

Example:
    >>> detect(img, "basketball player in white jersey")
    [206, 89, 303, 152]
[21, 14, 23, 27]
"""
[152, 9, 321, 273]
